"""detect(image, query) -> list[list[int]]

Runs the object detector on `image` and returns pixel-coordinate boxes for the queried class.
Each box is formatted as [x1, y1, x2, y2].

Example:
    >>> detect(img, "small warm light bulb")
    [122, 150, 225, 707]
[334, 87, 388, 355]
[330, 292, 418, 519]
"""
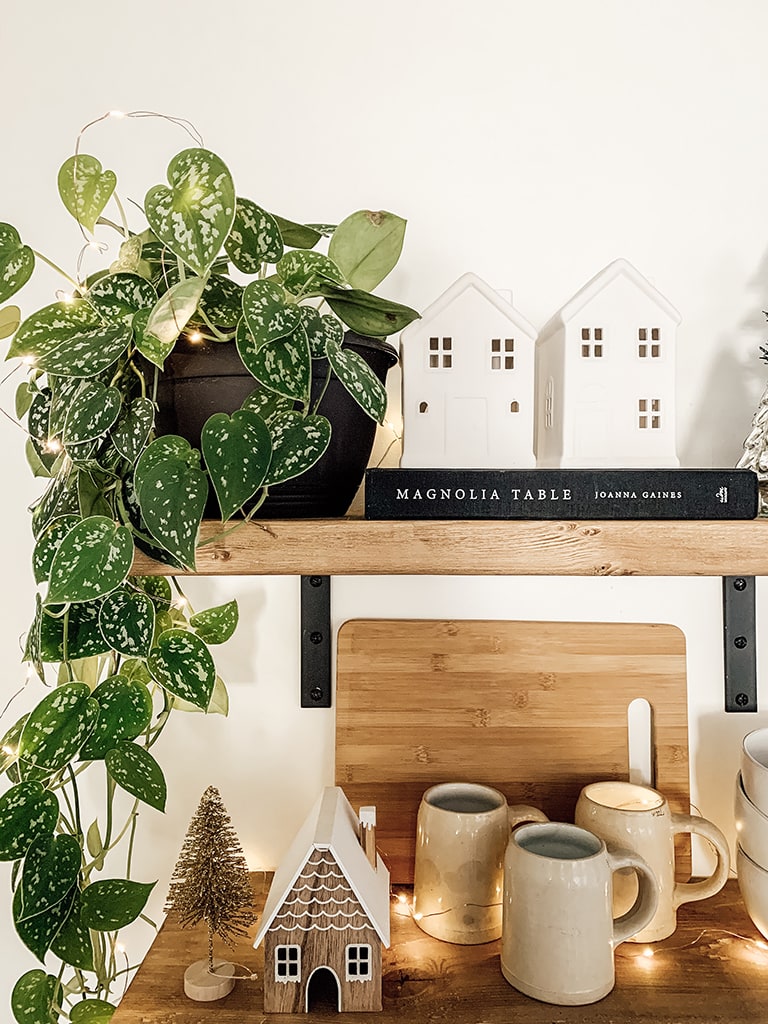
[642, 947, 655, 959]
[56, 291, 74, 305]
[2, 745, 15, 756]
[87, 241, 102, 251]
[115, 942, 126, 954]
[187, 330, 203, 343]
[413, 912, 423, 921]
[756, 940, 768, 951]
[22, 355, 36, 366]
[396, 894, 407, 904]
[174, 595, 190, 611]
[44, 438, 63, 454]
[108, 110, 126, 119]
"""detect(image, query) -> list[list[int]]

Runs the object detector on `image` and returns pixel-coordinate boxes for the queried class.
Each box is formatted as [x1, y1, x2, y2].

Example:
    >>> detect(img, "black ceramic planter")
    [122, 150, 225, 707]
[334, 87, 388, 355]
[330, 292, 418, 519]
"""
[155, 331, 398, 518]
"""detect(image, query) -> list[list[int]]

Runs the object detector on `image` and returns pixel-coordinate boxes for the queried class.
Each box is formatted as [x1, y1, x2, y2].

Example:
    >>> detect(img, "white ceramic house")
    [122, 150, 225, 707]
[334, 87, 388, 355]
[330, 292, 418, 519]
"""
[253, 787, 390, 1013]
[534, 259, 681, 468]
[400, 272, 538, 468]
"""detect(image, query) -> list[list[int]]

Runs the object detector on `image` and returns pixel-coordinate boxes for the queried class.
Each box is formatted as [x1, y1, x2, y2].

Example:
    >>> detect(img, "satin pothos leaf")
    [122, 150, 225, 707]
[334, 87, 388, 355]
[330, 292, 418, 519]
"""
[0, 782, 58, 861]
[0, 222, 34, 304]
[58, 154, 117, 233]
[135, 439, 207, 570]
[275, 249, 346, 294]
[328, 209, 406, 291]
[110, 395, 154, 464]
[144, 148, 235, 276]
[201, 409, 271, 519]
[8, 299, 132, 376]
[237, 318, 310, 403]
[106, 741, 167, 812]
[98, 588, 155, 658]
[18, 684, 99, 771]
[240, 279, 301, 348]
[325, 337, 387, 423]
[224, 197, 283, 272]
[79, 674, 154, 760]
[266, 412, 331, 485]
[32, 515, 78, 584]
[148, 628, 215, 709]
[19, 833, 81, 922]
[11, 968, 59, 1024]
[62, 380, 122, 444]
[46, 517, 133, 605]
[190, 600, 239, 645]
[87, 272, 157, 326]
[80, 878, 155, 931]
[299, 306, 343, 358]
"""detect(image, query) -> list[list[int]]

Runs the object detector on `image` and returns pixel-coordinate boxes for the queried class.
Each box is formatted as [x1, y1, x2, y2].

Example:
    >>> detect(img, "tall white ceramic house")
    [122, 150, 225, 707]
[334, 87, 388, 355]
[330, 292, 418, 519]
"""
[534, 259, 681, 468]
[400, 272, 538, 468]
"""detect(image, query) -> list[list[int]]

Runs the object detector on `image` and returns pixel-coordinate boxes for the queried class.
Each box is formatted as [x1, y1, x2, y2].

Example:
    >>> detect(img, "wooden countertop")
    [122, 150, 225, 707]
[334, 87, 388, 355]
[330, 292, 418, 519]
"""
[111, 875, 768, 1023]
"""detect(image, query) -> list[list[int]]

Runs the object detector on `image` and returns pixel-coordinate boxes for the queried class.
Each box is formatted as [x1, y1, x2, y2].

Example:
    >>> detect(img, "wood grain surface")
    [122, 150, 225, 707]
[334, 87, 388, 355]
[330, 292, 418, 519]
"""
[336, 619, 689, 883]
[110, 876, 768, 1023]
[131, 517, 768, 576]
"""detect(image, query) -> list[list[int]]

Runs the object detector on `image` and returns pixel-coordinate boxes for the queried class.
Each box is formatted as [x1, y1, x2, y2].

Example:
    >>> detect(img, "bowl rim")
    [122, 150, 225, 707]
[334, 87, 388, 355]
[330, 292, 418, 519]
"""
[737, 771, 768, 823]
[737, 841, 768, 875]
[743, 728, 768, 771]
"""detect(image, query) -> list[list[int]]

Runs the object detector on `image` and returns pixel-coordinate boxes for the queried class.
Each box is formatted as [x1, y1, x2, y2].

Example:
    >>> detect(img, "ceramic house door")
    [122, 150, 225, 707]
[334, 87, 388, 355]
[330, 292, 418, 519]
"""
[572, 385, 610, 460]
[445, 397, 489, 464]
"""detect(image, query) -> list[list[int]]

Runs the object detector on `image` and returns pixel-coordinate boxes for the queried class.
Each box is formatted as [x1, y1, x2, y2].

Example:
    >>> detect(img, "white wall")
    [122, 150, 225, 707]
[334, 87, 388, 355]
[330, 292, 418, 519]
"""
[1, 0, 768, 1005]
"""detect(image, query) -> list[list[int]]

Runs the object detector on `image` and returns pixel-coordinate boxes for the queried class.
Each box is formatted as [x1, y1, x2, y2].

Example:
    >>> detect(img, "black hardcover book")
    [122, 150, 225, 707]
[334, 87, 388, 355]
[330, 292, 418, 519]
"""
[364, 468, 759, 520]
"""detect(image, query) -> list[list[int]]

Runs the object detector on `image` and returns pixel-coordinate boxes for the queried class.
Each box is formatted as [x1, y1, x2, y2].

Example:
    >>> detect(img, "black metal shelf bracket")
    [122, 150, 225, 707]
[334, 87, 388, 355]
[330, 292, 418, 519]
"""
[301, 575, 332, 708]
[723, 576, 757, 713]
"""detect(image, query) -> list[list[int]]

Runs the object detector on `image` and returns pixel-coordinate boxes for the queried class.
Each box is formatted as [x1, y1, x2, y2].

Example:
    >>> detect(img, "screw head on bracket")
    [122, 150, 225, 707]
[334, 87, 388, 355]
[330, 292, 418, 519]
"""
[734, 635, 748, 650]
[736, 692, 750, 708]
[310, 687, 324, 703]
[734, 578, 748, 591]
[309, 576, 324, 588]
[309, 631, 323, 645]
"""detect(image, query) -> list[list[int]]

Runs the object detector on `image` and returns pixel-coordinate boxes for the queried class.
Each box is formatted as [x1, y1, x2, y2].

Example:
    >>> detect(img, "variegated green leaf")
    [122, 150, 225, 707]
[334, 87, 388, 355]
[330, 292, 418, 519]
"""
[240, 386, 294, 421]
[144, 148, 235, 276]
[110, 395, 154, 464]
[328, 210, 406, 291]
[70, 999, 117, 1023]
[199, 274, 243, 328]
[134, 434, 197, 493]
[0, 782, 58, 860]
[0, 715, 27, 775]
[58, 154, 117, 233]
[266, 412, 331, 485]
[276, 249, 346, 296]
[38, 599, 109, 662]
[50, 890, 94, 971]
[18, 683, 98, 771]
[87, 272, 157, 326]
[48, 375, 81, 436]
[0, 223, 35, 304]
[11, 968, 58, 1024]
[81, 878, 155, 931]
[117, 475, 188, 574]
[77, 470, 112, 518]
[15, 380, 34, 419]
[241, 279, 301, 348]
[98, 589, 155, 658]
[322, 282, 420, 337]
[110, 234, 151, 279]
[190, 600, 239, 645]
[106, 741, 166, 812]
[14, 883, 74, 961]
[237, 319, 311, 403]
[8, 299, 132, 376]
[224, 198, 283, 273]
[46, 516, 133, 605]
[133, 575, 173, 610]
[62, 380, 122, 444]
[201, 409, 271, 520]
[79, 675, 153, 761]
[27, 388, 50, 441]
[148, 628, 216, 709]
[141, 276, 206, 362]
[325, 337, 388, 423]
[299, 306, 343, 358]
[25, 438, 55, 479]
[0, 303, 22, 338]
[135, 444, 207, 571]
[31, 462, 78, 539]
[32, 516, 78, 583]
[19, 834, 81, 922]
[169, 674, 229, 716]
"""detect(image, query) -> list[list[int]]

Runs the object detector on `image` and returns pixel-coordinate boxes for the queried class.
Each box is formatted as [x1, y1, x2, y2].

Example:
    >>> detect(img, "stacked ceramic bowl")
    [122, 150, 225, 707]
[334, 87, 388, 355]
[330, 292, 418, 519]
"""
[735, 728, 768, 938]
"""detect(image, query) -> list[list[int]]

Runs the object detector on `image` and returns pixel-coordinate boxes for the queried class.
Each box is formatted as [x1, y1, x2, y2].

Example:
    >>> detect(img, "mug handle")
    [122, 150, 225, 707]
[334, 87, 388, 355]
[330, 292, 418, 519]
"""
[507, 804, 549, 831]
[670, 813, 730, 909]
[608, 848, 659, 947]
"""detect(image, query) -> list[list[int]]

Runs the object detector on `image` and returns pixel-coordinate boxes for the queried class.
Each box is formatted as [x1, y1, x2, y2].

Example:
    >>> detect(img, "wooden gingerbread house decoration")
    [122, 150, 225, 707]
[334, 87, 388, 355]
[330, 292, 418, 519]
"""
[534, 258, 681, 468]
[253, 787, 390, 1013]
[399, 272, 538, 468]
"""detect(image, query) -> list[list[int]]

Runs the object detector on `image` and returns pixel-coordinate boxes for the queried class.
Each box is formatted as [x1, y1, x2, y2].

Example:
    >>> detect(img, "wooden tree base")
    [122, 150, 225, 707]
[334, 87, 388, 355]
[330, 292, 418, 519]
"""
[183, 959, 236, 1001]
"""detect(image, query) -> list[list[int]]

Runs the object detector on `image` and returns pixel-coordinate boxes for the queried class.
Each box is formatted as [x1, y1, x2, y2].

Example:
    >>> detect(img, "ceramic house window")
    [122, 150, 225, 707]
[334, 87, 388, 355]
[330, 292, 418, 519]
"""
[490, 338, 515, 370]
[346, 944, 372, 982]
[544, 378, 554, 429]
[638, 328, 661, 358]
[419, 401, 429, 414]
[638, 398, 661, 429]
[510, 400, 519, 413]
[275, 945, 301, 982]
[429, 336, 452, 369]
[580, 328, 603, 357]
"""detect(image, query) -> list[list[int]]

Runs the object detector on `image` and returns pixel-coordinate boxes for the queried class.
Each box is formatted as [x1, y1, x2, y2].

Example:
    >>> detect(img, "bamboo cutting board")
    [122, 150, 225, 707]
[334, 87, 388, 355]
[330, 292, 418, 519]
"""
[335, 619, 689, 883]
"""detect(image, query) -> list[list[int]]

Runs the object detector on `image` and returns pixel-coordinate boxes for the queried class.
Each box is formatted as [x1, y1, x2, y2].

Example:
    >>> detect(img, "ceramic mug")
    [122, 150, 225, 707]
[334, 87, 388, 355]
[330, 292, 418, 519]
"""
[575, 780, 730, 942]
[501, 821, 659, 1006]
[412, 782, 548, 944]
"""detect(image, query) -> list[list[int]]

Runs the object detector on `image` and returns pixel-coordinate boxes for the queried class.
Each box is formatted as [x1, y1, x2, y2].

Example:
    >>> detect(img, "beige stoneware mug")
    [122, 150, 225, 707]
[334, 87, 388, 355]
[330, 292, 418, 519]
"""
[412, 782, 548, 944]
[502, 821, 659, 1006]
[575, 780, 730, 942]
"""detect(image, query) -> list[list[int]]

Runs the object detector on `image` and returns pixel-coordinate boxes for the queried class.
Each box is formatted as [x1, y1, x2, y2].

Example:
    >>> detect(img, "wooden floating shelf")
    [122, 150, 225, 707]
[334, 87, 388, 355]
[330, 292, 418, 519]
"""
[131, 517, 768, 577]
[111, 876, 768, 1023]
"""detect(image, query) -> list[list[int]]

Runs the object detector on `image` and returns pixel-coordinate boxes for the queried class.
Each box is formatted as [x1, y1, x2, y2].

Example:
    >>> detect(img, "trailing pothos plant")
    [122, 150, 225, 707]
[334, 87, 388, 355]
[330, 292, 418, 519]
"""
[0, 133, 418, 1024]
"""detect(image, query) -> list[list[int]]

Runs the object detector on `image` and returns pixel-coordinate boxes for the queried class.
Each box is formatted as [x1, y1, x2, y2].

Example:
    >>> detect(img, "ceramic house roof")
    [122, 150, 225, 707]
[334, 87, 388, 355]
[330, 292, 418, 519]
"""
[252, 787, 391, 949]
[400, 271, 538, 344]
[537, 258, 682, 345]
